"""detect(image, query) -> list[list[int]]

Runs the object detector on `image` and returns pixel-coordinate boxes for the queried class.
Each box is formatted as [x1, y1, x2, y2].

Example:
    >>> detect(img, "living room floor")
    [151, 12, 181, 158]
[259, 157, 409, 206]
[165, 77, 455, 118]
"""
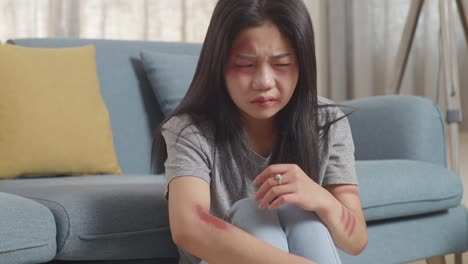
[409, 130, 468, 264]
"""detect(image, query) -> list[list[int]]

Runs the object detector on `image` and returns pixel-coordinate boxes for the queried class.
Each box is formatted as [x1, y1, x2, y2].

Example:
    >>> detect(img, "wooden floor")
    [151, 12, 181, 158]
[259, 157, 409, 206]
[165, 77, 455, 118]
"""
[409, 131, 468, 264]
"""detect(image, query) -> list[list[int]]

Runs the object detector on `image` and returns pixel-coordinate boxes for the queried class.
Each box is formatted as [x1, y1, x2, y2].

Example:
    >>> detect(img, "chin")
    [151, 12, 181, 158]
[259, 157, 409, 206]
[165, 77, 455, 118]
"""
[245, 110, 279, 121]
[238, 104, 283, 122]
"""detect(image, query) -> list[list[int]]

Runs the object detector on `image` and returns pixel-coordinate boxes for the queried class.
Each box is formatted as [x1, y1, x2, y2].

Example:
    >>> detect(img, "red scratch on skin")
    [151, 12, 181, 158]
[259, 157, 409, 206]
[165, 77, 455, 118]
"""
[343, 208, 352, 232]
[341, 205, 357, 237]
[195, 205, 230, 230]
[340, 206, 347, 223]
[335, 188, 360, 197]
[347, 213, 356, 237]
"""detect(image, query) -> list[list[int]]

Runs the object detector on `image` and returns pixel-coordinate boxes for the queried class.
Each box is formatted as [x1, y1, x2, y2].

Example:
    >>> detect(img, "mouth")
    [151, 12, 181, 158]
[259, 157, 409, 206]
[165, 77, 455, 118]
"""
[251, 96, 278, 104]
[251, 96, 279, 108]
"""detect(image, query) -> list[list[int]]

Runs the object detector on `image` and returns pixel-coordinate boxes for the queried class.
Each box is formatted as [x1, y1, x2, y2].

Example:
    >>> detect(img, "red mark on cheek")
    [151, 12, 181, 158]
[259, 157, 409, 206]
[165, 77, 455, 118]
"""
[274, 69, 291, 76]
[195, 205, 230, 230]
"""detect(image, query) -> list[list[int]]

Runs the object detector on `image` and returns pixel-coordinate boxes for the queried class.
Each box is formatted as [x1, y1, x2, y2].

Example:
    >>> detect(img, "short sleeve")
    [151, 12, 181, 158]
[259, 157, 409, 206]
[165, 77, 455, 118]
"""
[161, 115, 212, 198]
[322, 111, 358, 186]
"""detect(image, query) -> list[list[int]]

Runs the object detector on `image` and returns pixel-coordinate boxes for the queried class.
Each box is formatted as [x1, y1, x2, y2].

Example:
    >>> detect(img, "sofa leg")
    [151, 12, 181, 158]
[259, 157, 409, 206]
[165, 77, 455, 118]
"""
[454, 253, 462, 264]
[425, 256, 446, 264]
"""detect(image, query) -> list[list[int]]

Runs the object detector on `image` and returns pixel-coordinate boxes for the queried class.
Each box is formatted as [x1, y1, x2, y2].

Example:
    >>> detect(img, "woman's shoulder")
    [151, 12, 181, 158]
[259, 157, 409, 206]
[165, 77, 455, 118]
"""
[162, 113, 194, 132]
[317, 95, 335, 106]
[162, 113, 215, 142]
[317, 96, 347, 122]
[316, 97, 354, 148]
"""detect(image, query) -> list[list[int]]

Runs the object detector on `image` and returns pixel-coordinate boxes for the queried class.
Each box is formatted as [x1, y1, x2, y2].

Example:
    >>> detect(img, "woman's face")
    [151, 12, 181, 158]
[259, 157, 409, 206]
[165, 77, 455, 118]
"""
[225, 20, 299, 123]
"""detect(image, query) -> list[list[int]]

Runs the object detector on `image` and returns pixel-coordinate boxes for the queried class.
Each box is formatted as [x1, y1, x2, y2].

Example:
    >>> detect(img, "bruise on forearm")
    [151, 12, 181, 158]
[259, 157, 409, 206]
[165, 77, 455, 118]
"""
[334, 187, 359, 197]
[335, 187, 360, 237]
[325, 185, 367, 254]
[195, 204, 231, 230]
[340, 205, 356, 237]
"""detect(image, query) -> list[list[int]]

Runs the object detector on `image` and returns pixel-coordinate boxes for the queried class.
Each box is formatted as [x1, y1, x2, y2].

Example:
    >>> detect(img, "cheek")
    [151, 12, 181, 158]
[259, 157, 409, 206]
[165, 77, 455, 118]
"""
[275, 67, 295, 77]
[224, 75, 242, 99]
[286, 65, 299, 84]
[224, 67, 253, 94]
[278, 68, 299, 98]
[276, 67, 299, 86]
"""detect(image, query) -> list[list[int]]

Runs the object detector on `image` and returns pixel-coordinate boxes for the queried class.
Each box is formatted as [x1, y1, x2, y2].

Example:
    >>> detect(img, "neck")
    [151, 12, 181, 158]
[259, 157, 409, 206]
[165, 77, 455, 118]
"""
[242, 117, 276, 157]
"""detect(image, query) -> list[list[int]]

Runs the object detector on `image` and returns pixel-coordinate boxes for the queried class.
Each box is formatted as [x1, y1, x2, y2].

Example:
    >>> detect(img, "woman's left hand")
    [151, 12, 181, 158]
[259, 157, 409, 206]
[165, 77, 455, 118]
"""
[252, 164, 325, 211]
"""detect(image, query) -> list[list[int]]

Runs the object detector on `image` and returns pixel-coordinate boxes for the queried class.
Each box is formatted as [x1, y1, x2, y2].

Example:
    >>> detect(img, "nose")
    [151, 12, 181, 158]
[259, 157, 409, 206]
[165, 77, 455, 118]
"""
[252, 65, 275, 90]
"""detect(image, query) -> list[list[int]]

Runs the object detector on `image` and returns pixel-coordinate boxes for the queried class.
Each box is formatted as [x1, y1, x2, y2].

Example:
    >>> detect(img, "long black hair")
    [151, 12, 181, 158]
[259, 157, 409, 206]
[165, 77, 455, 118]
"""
[152, 0, 352, 193]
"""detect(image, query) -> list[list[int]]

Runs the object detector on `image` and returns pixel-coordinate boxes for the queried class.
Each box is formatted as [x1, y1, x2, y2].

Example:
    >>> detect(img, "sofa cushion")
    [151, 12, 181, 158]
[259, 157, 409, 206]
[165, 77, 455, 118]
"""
[357, 160, 463, 221]
[340, 205, 468, 264]
[344, 96, 447, 167]
[8, 38, 202, 175]
[140, 51, 198, 116]
[0, 175, 178, 261]
[0, 192, 56, 264]
[0, 44, 121, 179]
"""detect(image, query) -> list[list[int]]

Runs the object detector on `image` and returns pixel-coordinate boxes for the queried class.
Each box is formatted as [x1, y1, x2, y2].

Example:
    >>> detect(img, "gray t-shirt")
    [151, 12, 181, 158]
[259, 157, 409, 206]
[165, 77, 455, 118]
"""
[161, 96, 357, 264]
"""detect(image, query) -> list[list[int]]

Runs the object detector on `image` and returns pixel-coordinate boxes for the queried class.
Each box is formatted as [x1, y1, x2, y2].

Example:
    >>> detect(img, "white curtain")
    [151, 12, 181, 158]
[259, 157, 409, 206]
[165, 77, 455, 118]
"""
[0, 0, 318, 42]
[0, 0, 218, 42]
[1, 0, 466, 128]
[321, 0, 467, 129]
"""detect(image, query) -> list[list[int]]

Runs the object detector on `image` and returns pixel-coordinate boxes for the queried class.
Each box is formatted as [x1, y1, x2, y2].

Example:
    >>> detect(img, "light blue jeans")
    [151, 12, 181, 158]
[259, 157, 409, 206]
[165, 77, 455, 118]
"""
[224, 198, 342, 264]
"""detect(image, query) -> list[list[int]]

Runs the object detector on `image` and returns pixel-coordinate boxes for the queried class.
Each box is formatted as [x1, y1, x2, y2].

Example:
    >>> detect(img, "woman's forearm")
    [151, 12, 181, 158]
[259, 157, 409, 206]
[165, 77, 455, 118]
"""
[174, 205, 316, 264]
[315, 189, 368, 255]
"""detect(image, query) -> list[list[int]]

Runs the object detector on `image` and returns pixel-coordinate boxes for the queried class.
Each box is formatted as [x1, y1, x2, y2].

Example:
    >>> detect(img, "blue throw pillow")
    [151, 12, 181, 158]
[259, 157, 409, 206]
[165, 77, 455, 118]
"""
[140, 50, 199, 116]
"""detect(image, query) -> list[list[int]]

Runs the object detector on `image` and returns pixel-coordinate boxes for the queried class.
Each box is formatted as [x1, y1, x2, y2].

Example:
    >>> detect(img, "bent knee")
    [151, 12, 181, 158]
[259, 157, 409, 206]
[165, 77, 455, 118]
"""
[278, 205, 329, 232]
[226, 198, 289, 252]
[225, 198, 257, 221]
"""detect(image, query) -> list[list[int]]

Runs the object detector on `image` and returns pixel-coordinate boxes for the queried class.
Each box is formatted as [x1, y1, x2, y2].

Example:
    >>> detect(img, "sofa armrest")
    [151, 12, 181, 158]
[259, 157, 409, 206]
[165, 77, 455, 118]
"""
[341, 95, 447, 168]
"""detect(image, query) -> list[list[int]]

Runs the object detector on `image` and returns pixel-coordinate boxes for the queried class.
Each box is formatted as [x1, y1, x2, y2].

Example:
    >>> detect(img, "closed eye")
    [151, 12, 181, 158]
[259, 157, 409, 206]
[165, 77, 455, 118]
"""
[236, 64, 254, 68]
[275, 63, 291, 67]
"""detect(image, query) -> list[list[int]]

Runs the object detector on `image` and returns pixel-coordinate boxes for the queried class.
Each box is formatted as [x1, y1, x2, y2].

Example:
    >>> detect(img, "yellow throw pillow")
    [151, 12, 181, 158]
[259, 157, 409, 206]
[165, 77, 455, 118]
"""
[0, 44, 122, 178]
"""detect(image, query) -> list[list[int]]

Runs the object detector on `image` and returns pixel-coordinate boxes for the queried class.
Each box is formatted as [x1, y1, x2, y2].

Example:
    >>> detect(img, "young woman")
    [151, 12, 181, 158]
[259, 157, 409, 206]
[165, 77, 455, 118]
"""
[153, 0, 368, 263]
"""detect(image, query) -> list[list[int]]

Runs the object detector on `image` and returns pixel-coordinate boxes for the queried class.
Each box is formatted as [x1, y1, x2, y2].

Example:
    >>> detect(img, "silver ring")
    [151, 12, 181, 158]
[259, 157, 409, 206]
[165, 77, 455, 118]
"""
[274, 174, 283, 185]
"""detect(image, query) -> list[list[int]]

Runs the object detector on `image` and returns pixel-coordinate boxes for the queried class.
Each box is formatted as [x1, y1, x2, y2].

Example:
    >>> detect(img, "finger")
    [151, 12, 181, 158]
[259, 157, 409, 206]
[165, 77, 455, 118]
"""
[252, 164, 290, 185]
[258, 185, 294, 209]
[255, 171, 291, 201]
[254, 177, 279, 201]
[268, 193, 297, 209]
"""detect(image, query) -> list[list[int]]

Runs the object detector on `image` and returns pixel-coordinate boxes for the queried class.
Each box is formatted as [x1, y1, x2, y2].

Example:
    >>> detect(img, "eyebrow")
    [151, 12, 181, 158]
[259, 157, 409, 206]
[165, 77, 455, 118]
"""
[235, 53, 292, 60]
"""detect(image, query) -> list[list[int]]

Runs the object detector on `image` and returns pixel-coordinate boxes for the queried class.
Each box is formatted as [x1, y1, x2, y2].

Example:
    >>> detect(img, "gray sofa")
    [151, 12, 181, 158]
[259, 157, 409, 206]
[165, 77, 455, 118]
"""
[1, 38, 467, 264]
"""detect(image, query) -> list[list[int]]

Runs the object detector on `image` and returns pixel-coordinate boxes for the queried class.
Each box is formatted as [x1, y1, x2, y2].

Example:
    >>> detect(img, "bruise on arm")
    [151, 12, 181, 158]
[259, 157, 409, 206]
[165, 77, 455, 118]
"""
[334, 186, 360, 237]
[327, 185, 368, 254]
[195, 204, 231, 231]
[334, 187, 359, 197]
[340, 205, 356, 237]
